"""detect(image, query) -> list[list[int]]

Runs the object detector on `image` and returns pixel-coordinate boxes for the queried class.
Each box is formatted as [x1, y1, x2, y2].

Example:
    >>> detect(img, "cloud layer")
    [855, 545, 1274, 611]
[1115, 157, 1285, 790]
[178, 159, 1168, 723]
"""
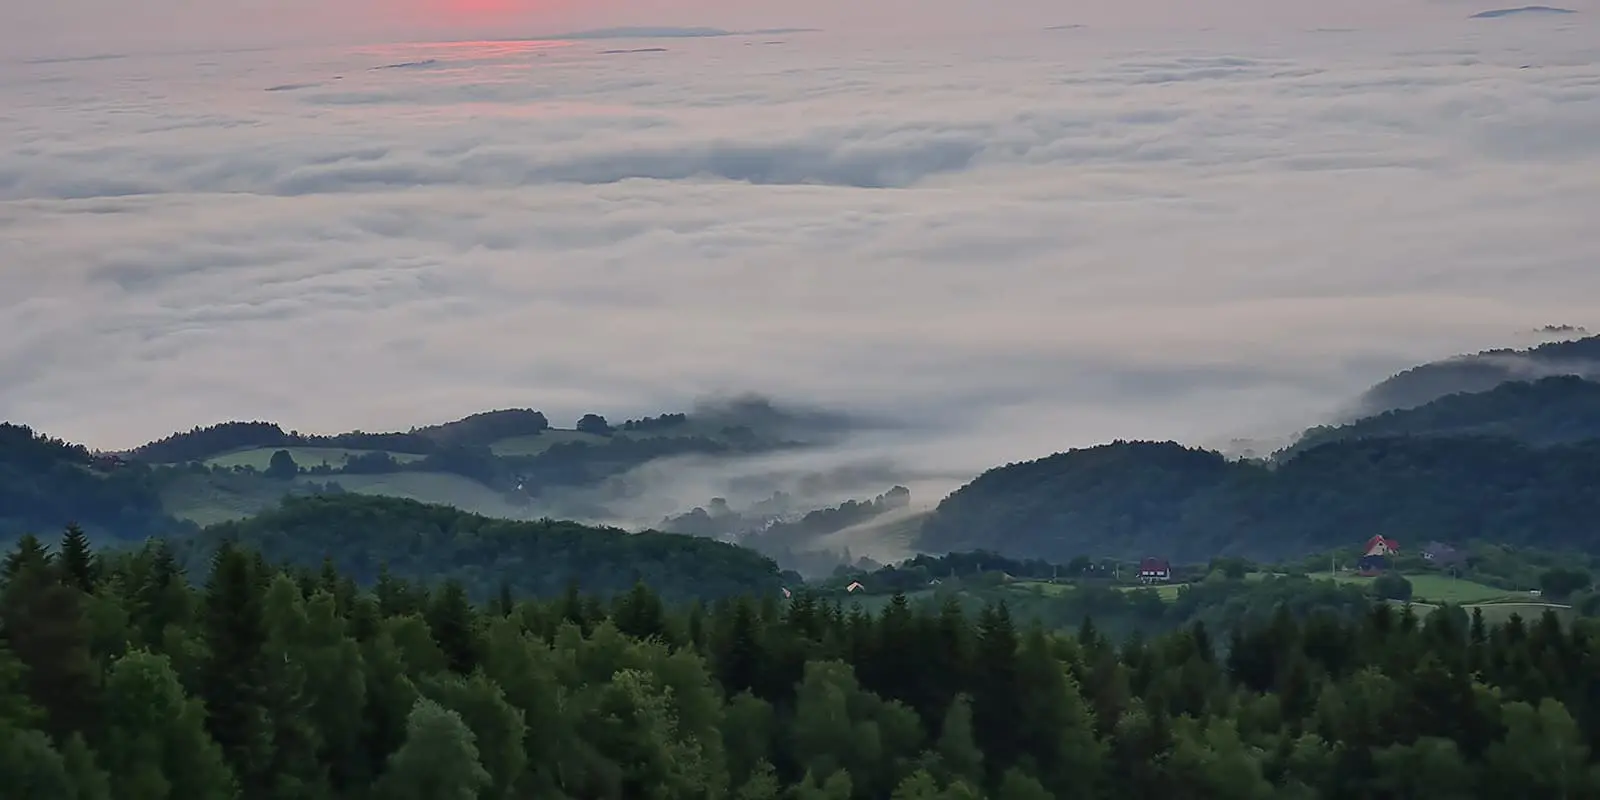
[3, 16, 1599, 494]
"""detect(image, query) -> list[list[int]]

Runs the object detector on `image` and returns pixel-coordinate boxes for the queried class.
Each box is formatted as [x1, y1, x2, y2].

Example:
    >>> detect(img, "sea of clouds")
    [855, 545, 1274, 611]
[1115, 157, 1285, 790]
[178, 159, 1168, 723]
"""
[3, 10, 1599, 500]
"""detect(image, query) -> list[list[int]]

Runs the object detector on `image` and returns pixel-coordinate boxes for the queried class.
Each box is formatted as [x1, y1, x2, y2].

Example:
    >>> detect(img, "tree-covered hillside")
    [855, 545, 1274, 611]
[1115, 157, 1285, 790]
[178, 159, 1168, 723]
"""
[112, 404, 839, 525]
[4, 529, 1599, 799]
[918, 436, 1600, 564]
[1285, 375, 1600, 457]
[188, 494, 787, 603]
[1357, 334, 1600, 415]
[0, 423, 190, 544]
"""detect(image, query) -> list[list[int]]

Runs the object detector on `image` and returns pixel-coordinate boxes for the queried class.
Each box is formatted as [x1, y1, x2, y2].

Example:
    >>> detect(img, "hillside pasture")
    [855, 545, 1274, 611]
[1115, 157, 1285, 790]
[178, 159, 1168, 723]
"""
[489, 429, 608, 456]
[1464, 601, 1574, 625]
[488, 420, 763, 457]
[1113, 582, 1187, 600]
[1307, 571, 1519, 604]
[324, 472, 532, 519]
[1013, 580, 1074, 597]
[162, 469, 528, 527]
[205, 446, 423, 471]
[1010, 580, 1187, 600]
[161, 471, 295, 526]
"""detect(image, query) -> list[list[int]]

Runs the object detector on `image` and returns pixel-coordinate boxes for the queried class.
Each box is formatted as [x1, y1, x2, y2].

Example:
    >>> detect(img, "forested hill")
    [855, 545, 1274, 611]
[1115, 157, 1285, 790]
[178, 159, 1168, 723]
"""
[917, 436, 1600, 564]
[1356, 333, 1600, 415]
[6, 530, 1598, 798]
[127, 409, 558, 463]
[1283, 375, 1600, 457]
[0, 423, 187, 544]
[188, 494, 787, 602]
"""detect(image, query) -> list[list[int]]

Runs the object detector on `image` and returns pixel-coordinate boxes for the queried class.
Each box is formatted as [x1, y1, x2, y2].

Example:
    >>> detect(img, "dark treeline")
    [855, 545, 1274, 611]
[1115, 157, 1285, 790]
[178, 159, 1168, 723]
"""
[1357, 334, 1600, 416]
[132, 421, 445, 463]
[0, 424, 186, 544]
[130, 412, 558, 463]
[191, 495, 788, 604]
[1285, 375, 1600, 457]
[5, 527, 1600, 798]
[131, 422, 785, 499]
[922, 435, 1600, 563]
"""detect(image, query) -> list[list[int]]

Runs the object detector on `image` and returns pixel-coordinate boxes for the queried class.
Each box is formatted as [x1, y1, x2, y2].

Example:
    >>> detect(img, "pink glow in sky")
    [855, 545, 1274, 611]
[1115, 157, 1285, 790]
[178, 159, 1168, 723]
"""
[8, 0, 1582, 58]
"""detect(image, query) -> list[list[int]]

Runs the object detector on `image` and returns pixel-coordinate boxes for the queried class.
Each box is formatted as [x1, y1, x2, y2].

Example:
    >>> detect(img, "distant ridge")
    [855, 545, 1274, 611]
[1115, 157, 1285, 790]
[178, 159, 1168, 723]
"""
[1470, 5, 1576, 17]
[1355, 334, 1600, 416]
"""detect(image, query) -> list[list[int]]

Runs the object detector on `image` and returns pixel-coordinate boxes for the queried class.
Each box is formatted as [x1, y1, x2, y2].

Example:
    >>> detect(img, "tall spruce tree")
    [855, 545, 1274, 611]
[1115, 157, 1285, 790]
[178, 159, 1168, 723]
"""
[200, 543, 273, 796]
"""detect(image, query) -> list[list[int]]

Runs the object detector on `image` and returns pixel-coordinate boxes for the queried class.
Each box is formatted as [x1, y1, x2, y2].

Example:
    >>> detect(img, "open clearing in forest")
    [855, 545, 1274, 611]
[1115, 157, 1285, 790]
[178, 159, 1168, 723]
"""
[1305, 571, 1520, 604]
[203, 447, 424, 471]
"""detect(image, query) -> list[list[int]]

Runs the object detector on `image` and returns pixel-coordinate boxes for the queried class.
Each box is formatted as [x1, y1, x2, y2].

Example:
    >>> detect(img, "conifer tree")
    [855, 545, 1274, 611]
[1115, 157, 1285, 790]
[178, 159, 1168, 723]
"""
[2, 534, 52, 581]
[200, 543, 273, 795]
[425, 580, 479, 675]
[58, 525, 98, 595]
[0, 550, 101, 741]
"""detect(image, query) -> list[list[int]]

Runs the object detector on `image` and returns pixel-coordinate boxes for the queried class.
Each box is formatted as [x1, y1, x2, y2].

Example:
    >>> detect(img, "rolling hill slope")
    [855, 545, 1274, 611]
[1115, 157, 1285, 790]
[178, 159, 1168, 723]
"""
[0, 423, 193, 544]
[917, 436, 1600, 564]
[1283, 375, 1600, 457]
[186, 494, 786, 602]
[1356, 334, 1600, 415]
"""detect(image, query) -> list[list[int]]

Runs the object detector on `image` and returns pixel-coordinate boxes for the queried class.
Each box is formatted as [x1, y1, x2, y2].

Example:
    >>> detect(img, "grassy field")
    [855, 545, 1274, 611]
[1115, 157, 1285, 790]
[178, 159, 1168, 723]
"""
[205, 447, 424, 471]
[487, 420, 754, 457]
[162, 469, 529, 527]
[1460, 601, 1573, 625]
[1305, 571, 1518, 604]
[488, 429, 608, 457]
[1013, 580, 1190, 600]
[1008, 570, 1560, 612]
[1013, 580, 1074, 597]
[161, 472, 295, 526]
[325, 472, 529, 518]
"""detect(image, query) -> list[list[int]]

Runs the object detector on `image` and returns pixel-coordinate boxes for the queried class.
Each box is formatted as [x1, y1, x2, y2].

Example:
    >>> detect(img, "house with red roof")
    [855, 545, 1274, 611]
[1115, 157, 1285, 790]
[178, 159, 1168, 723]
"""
[1358, 535, 1399, 575]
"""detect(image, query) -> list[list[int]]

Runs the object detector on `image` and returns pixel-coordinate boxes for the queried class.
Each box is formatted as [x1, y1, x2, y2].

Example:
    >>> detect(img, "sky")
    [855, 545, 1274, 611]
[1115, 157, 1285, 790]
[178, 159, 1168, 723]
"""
[7, 0, 1596, 57]
[2, 1, 1599, 497]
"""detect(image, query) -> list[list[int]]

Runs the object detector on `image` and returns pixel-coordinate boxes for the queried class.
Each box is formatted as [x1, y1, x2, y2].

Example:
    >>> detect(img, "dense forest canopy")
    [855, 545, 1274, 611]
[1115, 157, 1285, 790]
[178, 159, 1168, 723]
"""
[10, 336, 1600, 796]
[0, 423, 188, 545]
[1283, 375, 1600, 456]
[4, 527, 1600, 799]
[189, 494, 787, 603]
[1356, 333, 1600, 415]
[919, 435, 1600, 563]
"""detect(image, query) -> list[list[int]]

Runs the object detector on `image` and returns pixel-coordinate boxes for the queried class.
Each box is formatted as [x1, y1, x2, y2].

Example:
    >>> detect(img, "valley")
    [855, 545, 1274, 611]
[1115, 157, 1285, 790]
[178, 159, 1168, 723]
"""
[10, 333, 1600, 583]
[7, 334, 1600, 799]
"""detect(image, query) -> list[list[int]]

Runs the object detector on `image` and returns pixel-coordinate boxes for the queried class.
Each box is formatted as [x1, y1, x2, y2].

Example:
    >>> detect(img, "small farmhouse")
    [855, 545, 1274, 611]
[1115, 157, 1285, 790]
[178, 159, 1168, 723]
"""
[1137, 557, 1172, 584]
[1358, 535, 1400, 575]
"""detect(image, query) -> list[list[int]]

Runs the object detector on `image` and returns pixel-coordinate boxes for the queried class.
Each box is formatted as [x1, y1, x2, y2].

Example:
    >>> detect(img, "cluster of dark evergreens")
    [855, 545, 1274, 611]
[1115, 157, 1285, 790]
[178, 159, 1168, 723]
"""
[1284, 375, 1600, 456]
[131, 421, 450, 463]
[188, 495, 790, 603]
[0, 424, 186, 544]
[1354, 334, 1600, 416]
[5, 527, 1600, 799]
[923, 434, 1600, 563]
